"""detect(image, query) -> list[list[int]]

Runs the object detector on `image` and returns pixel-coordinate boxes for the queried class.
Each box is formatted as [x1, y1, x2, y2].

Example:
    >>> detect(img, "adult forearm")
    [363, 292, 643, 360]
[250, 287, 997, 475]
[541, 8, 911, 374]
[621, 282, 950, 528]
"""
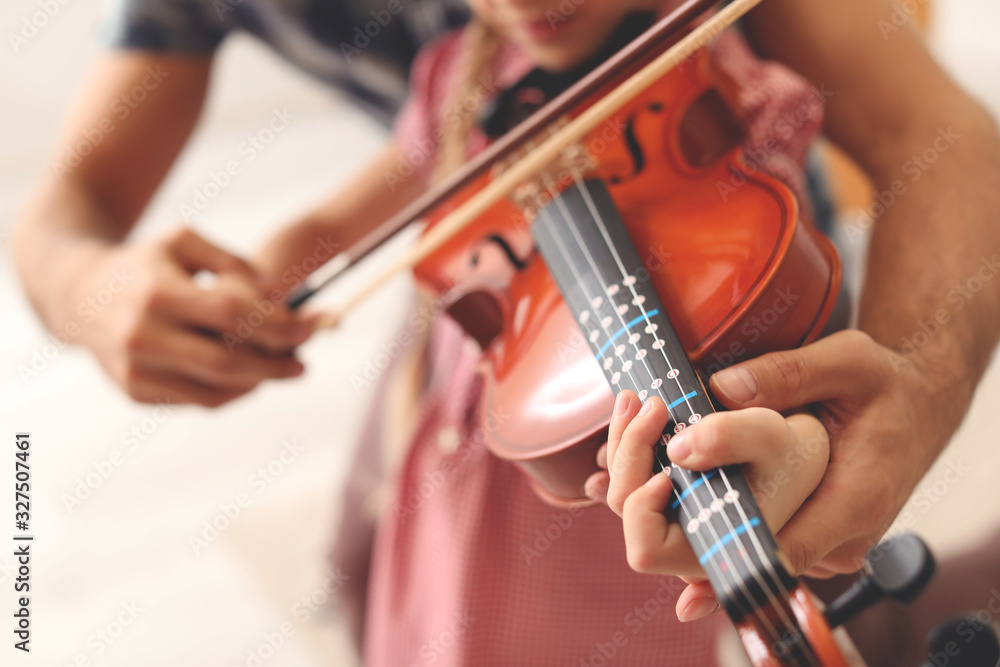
[858, 100, 1000, 404]
[12, 177, 124, 333]
[253, 143, 421, 286]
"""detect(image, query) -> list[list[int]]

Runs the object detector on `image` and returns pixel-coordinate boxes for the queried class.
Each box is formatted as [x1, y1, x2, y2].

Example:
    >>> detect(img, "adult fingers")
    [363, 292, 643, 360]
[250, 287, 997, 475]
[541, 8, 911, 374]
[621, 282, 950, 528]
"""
[137, 326, 304, 388]
[164, 274, 314, 353]
[708, 330, 888, 413]
[124, 367, 255, 408]
[772, 472, 869, 576]
[165, 227, 255, 277]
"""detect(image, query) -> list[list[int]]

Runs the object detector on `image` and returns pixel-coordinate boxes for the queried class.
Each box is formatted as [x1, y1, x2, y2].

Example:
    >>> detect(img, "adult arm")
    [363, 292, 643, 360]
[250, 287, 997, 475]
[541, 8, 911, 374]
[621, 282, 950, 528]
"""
[13, 53, 311, 406]
[252, 144, 427, 286]
[702, 0, 1000, 574]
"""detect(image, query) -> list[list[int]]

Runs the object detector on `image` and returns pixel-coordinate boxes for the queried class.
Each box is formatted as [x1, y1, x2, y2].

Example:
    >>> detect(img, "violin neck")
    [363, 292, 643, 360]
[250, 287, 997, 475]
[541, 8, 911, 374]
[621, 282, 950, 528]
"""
[533, 178, 824, 661]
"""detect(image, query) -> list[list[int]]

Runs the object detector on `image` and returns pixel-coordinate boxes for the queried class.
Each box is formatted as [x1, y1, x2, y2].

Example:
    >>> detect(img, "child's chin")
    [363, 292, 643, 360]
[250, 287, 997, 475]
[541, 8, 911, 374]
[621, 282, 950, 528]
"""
[523, 43, 592, 73]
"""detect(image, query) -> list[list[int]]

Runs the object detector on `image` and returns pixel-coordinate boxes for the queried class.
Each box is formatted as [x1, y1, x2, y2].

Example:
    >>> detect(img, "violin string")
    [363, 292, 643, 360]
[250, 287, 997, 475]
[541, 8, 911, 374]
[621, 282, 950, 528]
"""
[530, 133, 758, 619]
[525, 146, 739, 610]
[557, 170, 804, 652]
[566, 174, 799, 608]
[535, 201, 743, 618]
[561, 169, 817, 661]
[532, 124, 811, 658]
[540, 179, 783, 643]
[530, 140, 716, 532]
[534, 175, 770, 630]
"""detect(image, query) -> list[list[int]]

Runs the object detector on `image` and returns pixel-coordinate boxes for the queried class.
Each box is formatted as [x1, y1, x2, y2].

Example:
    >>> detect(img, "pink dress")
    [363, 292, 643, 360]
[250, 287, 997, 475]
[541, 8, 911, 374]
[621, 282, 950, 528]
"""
[355, 15, 825, 667]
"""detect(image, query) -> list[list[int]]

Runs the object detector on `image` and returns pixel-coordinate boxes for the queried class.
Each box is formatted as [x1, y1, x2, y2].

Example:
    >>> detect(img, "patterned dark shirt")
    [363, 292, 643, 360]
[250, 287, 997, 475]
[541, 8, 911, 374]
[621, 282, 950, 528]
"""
[100, 0, 469, 123]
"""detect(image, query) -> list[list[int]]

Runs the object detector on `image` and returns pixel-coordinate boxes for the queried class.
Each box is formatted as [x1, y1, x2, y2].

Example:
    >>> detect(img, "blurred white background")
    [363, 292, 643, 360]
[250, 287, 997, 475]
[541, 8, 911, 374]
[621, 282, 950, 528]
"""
[1, 1, 999, 665]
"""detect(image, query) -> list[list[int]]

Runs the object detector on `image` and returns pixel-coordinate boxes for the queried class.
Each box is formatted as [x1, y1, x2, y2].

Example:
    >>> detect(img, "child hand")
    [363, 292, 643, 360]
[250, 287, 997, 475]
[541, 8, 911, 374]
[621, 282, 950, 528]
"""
[605, 390, 830, 621]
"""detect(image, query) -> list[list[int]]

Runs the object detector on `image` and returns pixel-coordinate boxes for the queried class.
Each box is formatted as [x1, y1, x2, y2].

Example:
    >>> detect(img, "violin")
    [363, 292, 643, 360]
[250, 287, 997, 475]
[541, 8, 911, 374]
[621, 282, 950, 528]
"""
[287, 0, 929, 663]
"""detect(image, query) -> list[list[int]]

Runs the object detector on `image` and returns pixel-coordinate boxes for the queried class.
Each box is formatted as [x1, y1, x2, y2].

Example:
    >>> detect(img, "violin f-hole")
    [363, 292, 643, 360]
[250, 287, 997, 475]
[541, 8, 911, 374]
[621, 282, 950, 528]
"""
[469, 234, 533, 271]
[608, 102, 665, 185]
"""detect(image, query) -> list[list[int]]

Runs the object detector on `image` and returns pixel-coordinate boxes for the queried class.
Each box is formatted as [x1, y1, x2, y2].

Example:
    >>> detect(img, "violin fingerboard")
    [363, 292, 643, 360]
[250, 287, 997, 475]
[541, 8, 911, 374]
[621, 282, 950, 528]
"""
[533, 178, 803, 627]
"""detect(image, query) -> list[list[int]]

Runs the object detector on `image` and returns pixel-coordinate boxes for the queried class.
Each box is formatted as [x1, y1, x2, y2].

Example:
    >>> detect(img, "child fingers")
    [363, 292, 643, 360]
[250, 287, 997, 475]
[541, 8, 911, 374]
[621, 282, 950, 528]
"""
[606, 390, 640, 473]
[596, 442, 608, 470]
[675, 581, 721, 623]
[584, 443, 612, 504]
[583, 470, 610, 504]
[623, 472, 675, 570]
[607, 396, 669, 517]
[622, 473, 703, 579]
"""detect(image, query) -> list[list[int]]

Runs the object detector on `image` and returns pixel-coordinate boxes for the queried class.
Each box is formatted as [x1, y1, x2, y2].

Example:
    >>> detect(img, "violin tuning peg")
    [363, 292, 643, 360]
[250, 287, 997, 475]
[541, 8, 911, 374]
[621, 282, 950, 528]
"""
[920, 616, 1000, 667]
[865, 532, 937, 604]
[825, 533, 936, 628]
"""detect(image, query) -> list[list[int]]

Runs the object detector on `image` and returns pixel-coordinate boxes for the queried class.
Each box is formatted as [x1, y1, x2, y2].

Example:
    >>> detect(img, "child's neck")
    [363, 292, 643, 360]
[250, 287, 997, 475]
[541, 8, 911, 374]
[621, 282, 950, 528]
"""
[481, 11, 657, 138]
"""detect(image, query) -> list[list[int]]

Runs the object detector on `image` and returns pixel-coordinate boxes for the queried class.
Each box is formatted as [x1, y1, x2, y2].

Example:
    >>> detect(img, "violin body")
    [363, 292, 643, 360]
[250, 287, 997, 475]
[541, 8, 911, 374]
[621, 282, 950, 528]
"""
[413, 47, 841, 505]
[290, 1, 942, 661]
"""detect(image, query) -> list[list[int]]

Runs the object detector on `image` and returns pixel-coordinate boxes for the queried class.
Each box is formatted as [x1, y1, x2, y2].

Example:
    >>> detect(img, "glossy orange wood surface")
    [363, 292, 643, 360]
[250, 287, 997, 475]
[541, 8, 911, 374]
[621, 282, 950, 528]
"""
[414, 47, 841, 505]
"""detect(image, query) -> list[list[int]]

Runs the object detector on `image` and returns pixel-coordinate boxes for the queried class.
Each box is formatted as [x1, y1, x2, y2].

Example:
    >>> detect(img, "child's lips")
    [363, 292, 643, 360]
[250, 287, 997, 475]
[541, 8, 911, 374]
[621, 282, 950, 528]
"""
[517, 12, 575, 42]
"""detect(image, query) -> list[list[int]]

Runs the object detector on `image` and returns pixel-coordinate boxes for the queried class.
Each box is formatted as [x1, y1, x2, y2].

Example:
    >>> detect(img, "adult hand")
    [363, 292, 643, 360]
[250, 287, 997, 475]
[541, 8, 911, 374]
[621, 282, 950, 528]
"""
[705, 330, 960, 578]
[70, 227, 317, 406]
